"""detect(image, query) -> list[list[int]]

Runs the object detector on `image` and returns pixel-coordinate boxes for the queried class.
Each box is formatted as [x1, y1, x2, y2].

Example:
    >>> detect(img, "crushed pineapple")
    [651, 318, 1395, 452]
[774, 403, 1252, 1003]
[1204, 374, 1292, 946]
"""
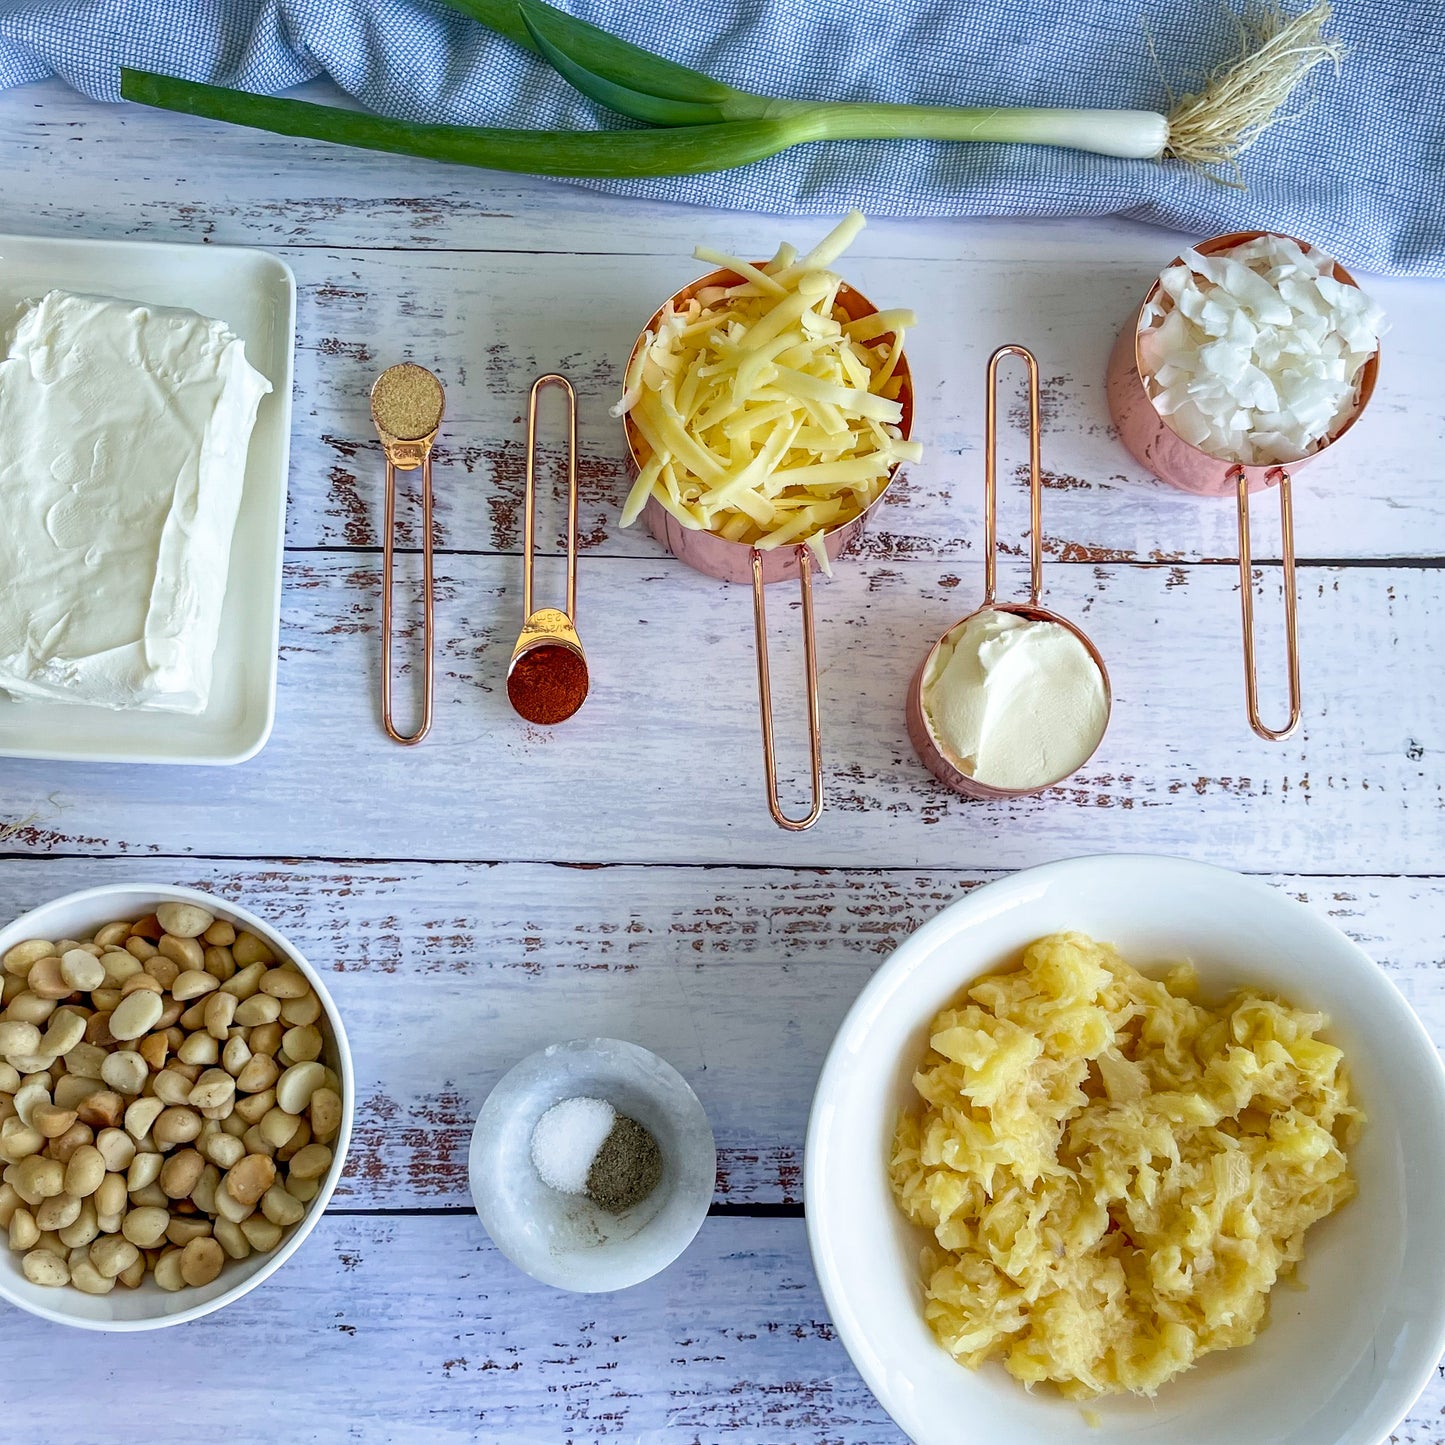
[889, 932, 1361, 1398]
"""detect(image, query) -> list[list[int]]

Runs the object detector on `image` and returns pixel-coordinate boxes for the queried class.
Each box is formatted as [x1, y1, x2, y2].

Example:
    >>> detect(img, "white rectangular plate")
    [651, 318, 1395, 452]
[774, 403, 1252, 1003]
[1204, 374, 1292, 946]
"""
[0, 232, 294, 765]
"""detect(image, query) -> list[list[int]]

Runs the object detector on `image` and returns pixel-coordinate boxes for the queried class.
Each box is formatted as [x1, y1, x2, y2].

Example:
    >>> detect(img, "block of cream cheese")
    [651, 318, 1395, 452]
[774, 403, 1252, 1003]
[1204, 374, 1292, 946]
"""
[0, 289, 271, 713]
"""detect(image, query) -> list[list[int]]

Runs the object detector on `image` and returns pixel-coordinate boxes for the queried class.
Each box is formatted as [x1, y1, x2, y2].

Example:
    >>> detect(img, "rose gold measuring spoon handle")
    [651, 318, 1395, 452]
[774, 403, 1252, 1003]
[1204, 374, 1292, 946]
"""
[381, 447, 435, 745]
[522, 372, 579, 627]
[751, 548, 823, 832]
[1236, 466, 1301, 741]
[984, 342, 1043, 607]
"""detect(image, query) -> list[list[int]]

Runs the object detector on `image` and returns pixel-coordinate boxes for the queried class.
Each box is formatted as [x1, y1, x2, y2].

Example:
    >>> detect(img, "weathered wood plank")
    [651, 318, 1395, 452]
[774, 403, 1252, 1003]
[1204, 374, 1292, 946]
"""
[279, 246, 1442, 564]
[3, 86, 1441, 564]
[0, 859, 1438, 1210]
[0, 558, 1438, 870]
[0, 1210, 1437, 1443]
[0, 1213, 907, 1444]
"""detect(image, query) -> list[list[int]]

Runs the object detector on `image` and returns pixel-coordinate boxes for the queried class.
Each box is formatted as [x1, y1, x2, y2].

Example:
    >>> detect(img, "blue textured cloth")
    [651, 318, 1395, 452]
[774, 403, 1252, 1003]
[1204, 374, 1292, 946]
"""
[1, 0, 1441, 275]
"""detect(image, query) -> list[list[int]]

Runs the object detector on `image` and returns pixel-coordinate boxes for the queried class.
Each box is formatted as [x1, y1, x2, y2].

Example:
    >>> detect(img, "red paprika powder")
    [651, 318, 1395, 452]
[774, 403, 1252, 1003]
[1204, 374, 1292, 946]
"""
[507, 643, 589, 725]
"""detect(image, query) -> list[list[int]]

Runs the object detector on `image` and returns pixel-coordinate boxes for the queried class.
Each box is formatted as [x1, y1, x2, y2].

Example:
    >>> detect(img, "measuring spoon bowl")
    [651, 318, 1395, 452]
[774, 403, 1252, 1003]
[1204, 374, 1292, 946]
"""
[371, 363, 444, 459]
[1106, 230, 1379, 498]
[507, 611, 589, 726]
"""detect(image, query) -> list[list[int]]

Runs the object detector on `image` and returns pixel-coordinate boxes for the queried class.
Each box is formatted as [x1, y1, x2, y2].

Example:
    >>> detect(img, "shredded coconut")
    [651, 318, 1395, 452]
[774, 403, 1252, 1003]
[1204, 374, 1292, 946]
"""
[1138, 234, 1383, 466]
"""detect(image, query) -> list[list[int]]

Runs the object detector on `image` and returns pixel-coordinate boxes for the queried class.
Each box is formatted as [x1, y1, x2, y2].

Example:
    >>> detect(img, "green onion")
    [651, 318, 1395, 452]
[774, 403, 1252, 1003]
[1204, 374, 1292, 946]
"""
[516, 0, 1166, 155]
[117, 69, 798, 178]
[119, 0, 1341, 184]
[509, 0, 1341, 173]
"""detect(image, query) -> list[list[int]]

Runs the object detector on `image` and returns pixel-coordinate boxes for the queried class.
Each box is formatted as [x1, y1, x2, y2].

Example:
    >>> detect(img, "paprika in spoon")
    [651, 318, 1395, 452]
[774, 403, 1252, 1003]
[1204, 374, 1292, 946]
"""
[507, 373, 589, 725]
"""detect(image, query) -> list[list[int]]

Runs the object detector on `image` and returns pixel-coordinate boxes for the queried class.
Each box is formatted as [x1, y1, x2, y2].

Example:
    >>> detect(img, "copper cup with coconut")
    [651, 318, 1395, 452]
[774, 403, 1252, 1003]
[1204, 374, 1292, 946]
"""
[1107, 230, 1382, 739]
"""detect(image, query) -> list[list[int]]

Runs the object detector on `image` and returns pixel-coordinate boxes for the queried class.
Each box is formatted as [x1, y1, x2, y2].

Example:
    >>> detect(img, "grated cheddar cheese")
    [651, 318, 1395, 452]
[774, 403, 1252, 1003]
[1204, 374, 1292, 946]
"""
[615, 212, 920, 569]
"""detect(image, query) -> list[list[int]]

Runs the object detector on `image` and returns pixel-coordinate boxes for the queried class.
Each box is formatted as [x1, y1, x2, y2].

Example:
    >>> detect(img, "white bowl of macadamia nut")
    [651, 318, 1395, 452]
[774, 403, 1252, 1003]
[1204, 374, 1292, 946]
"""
[0, 884, 353, 1329]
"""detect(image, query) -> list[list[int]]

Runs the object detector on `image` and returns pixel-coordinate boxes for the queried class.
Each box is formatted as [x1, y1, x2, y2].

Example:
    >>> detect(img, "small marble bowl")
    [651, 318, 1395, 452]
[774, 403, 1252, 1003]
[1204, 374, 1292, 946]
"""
[468, 1038, 715, 1292]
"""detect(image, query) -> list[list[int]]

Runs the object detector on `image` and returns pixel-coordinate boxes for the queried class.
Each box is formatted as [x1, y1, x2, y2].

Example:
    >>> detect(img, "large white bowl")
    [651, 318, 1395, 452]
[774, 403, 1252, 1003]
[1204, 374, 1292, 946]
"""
[0, 884, 354, 1330]
[806, 855, 1445, 1445]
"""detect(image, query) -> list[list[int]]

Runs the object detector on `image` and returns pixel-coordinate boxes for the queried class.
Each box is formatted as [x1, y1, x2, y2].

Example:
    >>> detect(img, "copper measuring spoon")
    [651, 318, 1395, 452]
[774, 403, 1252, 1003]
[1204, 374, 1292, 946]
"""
[371, 363, 445, 745]
[907, 345, 1112, 797]
[622, 267, 915, 831]
[506, 373, 589, 726]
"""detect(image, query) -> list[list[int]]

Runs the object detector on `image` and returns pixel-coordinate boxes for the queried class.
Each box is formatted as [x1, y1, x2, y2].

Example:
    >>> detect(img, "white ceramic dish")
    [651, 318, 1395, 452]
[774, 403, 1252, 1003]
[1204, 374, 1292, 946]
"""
[806, 855, 1445, 1445]
[0, 884, 353, 1330]
[0, 233, 295, 765]
[469, 1038, 716, 1292]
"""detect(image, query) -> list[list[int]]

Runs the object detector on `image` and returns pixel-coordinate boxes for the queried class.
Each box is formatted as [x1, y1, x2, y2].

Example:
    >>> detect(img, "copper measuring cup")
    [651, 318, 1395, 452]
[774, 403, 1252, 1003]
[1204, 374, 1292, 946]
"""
[1106, 230, 1381, 741]
[621, 266, 915, 832]
[906, 345, 1112, 798]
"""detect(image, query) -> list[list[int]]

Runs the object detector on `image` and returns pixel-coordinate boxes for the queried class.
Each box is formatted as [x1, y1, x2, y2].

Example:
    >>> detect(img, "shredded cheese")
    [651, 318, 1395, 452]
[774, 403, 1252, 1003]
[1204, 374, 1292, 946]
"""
[617, 212, 921, 563]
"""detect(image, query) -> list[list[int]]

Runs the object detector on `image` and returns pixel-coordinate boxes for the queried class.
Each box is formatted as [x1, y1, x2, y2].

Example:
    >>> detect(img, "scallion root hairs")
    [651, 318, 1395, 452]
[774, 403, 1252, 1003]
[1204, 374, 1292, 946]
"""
[1164, 0, 1344, 181]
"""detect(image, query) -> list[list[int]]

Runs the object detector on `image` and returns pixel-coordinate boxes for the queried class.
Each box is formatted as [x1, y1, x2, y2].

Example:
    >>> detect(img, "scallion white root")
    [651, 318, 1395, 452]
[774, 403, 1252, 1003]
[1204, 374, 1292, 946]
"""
[1164, 0, 1343, 179]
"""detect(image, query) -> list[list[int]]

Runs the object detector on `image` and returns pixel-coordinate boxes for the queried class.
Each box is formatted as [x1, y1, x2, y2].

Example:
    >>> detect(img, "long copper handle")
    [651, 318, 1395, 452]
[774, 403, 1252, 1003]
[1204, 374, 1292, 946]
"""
[750, 546, 822, 832]
[1235, 466, 1301, 741]
[523, 373, 579, 623]
[381, 454, 434, 745]
[984, 344, 1043, 607]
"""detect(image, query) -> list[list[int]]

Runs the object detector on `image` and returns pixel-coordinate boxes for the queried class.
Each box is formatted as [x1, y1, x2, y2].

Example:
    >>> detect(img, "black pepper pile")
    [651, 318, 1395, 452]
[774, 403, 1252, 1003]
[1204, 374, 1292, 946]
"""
[586, 1115, 662, 1214]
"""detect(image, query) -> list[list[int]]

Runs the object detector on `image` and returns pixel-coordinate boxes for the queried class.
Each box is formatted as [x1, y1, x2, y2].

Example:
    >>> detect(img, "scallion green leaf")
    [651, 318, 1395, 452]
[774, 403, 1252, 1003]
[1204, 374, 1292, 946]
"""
[519, 4, 732, 126]
[118, 68, 799, 178]
[445, 0, 736, 105]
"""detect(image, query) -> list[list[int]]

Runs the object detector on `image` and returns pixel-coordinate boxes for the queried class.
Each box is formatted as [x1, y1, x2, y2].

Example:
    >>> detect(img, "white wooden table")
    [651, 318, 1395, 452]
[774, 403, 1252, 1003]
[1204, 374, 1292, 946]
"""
[2, 77, 1443, 1444]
